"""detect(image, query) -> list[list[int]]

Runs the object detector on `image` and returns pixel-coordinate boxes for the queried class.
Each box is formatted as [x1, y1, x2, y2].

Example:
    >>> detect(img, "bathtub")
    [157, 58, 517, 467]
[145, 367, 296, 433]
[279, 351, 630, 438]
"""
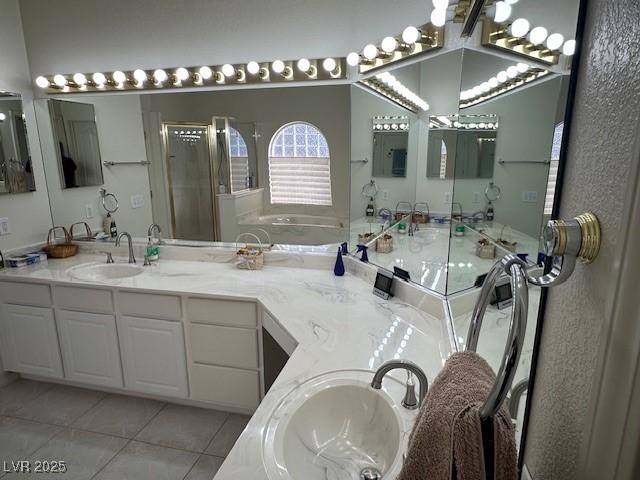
[240, 214, 348, 245]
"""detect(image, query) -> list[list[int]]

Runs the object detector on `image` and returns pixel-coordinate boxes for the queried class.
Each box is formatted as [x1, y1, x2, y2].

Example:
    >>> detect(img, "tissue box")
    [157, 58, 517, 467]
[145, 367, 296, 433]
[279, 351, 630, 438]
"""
[4, 252, 47, 269]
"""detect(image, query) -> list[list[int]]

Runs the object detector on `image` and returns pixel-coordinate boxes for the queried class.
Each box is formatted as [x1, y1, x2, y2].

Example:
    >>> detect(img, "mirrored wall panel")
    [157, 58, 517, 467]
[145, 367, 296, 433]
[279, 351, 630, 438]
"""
[0, 93, 35, 194]
[36, 85, 350, 246]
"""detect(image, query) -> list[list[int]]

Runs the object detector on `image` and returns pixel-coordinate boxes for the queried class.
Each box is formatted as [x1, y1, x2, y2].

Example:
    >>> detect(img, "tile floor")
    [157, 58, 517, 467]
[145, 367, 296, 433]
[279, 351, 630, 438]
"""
[0, 379, 250, 479]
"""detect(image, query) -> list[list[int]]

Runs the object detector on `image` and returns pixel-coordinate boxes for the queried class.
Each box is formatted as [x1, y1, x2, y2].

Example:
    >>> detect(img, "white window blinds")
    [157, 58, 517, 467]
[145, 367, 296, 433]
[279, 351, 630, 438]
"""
[544, 122, 564, 215]
[268, 123, 332, 206]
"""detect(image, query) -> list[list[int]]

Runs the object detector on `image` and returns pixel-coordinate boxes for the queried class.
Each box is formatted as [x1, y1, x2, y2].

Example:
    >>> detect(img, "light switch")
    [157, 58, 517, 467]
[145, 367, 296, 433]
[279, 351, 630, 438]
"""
[0, 217, 10, 235]
[382, 190, 389, 201]
[522, 191, 538, 203]
[473, 192, 481, 204]
[444, 192, 452, 204]
[85, 204, 94, 219]
[130, 194, 145, 209]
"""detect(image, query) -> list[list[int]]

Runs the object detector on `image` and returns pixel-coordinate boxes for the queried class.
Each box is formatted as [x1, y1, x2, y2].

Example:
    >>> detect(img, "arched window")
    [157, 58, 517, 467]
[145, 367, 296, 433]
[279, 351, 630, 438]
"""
[229, 127, 249, 192]
[268, 122, 332, 206]
[544, 122, 563, 215]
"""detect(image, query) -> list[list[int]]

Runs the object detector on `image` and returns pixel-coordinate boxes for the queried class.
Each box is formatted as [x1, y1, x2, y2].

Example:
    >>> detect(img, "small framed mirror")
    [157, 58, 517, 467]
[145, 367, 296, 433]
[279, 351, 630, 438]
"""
[48, 99, 104, 188]
[372, 115, 409, 178]
[0, 92, 35, 194]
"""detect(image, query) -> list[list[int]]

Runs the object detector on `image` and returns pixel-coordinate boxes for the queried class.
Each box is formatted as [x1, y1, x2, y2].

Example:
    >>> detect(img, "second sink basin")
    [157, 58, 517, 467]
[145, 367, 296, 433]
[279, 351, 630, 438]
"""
[68, 263, 144, 282]
[263, 370, 411, 480]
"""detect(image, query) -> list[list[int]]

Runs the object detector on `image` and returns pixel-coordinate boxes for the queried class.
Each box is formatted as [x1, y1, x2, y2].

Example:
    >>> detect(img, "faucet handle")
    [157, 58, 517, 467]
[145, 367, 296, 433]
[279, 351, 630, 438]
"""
[401, 371, 419, 410]
[100, 251, 114, 264]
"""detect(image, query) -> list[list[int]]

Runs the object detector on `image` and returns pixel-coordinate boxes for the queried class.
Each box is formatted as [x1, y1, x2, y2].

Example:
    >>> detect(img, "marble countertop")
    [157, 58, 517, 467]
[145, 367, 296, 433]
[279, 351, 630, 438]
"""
[0, 253, 452, 480]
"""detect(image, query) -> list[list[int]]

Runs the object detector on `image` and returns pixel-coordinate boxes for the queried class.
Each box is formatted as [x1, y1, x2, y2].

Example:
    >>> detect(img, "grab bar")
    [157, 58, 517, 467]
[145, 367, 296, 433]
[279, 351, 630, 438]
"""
[466, 254, 529, 420]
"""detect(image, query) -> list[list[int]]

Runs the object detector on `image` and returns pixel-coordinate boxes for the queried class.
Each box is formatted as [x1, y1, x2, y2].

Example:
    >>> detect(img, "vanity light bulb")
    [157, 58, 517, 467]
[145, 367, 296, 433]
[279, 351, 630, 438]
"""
[246, 61, 260, 75]
[153, 69, 168, 83]
[363, 44, 379, 60]
[492, 1, 512, 23]
[562, 39, 576, 56]
[401, 26, 420, 45]
[472, 86, 483, 96]
[92, 72, 106, 86]
[35, 76, 50, 88]
[297, 58, 311, 72]
[546, 33, 564, 51]
[506, 65, 519, 78]
[72, 73, 87, 86]
[271, 60, 285, 74]
[219, 64, 234, 78]
[528, 26, 548, 45]
[488, 77, 499, 88]
[432, 0, 449, 8]
[112, 71, 127, 83]
[510, 18, 530, 38]
[381, 36, 398, 53]
[346, 52, 360, 66]
[430, 8, 447, 27]
[175, 67, 190, 81]
[199, 66, 213, 80]
[322, 58, 337, 72]
[496, 71, 508, 83]
[516, 62, 529, 73]
[133, 69, 147, 83]
[505, 0, 518, 3]
[0, 113, 5, 121]
[53, 74, 67, 87]
[481, 82, 491, 93]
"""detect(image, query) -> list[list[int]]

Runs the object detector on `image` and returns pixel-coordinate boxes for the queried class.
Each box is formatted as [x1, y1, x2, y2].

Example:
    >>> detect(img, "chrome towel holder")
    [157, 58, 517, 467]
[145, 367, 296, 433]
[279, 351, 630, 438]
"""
[466, 212, 601, 420]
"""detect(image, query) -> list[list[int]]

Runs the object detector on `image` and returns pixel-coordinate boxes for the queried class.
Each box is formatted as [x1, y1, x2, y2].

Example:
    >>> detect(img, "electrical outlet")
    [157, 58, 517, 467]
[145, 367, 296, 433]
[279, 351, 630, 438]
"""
[382, 190, 389, 201]
[130, 194, 145, 209]
[444, 192, 452, 204]
[473, 191, 481, 204]
[85, 204, 94, 219]
[0, 217, 10, 235]
[522, 191, 538, 203]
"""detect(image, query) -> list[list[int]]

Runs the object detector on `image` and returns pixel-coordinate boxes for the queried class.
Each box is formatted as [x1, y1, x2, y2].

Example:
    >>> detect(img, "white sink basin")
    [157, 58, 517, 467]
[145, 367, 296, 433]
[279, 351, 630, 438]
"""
[263, 370, 410, 480]
[68, 263, 144, 282]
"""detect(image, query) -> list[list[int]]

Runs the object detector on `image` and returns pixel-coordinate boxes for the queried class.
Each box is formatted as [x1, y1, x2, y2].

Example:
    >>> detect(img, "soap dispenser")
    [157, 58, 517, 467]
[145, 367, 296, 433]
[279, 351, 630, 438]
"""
[333, 247, 345, 276]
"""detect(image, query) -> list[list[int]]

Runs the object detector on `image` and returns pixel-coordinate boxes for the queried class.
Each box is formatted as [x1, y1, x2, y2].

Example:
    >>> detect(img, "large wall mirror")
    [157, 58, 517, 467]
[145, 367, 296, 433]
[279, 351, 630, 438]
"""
[0, 93, 35, 194]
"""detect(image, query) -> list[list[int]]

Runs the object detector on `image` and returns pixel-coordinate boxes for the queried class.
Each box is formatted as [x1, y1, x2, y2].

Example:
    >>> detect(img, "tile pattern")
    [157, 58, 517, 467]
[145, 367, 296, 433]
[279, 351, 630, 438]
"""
[0, 380, 249, 480]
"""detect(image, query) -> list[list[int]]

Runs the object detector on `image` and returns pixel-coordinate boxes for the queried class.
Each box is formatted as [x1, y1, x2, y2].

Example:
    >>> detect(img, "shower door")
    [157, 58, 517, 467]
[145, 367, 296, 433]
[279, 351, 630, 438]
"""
[164, 124, 217, 241]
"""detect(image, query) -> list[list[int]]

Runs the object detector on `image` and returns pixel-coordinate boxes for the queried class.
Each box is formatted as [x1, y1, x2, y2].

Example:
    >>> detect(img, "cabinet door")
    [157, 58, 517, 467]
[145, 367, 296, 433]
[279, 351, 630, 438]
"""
[56, 310, 123, 388]
[117, 315, 188, 398]
[0, 304, 63, 378]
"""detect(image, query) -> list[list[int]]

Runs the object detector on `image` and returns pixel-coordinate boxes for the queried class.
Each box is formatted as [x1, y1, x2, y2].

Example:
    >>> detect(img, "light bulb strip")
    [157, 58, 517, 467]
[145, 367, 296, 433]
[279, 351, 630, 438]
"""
[35, 58, 347, 93]
[482, 19, 563, 65]
[361, 75, 429, 114]
[459, 66, 550, 108]
[372, 115, 410, 131]
[358, 22, 444, 75]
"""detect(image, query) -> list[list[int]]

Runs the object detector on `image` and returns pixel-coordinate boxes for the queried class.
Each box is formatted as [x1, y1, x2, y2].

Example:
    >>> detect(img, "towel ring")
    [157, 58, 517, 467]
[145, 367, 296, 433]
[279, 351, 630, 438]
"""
[466, 254, 529, 420]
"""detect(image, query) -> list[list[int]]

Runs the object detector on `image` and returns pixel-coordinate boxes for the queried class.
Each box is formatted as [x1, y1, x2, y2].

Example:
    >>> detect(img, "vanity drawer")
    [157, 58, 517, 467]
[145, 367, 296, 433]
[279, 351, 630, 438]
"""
[118, 291, 182, 320]
[190, 363, 260, 409]
[186, 297, 256, 328]
[0, 282, 51, 307]
[190, 324, 258, 369]
[55, 286, 113, 313]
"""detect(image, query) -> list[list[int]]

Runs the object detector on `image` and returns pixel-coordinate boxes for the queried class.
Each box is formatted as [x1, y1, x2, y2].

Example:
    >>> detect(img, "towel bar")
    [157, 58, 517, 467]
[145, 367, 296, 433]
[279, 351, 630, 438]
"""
[466, 254, 529, 420]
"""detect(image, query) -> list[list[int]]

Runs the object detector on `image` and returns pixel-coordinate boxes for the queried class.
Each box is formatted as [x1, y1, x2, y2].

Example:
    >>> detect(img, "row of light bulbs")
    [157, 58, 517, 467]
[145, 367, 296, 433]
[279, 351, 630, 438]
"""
[460, 63, 549, 107]
[459, 62, 531, 101]
[508, 17, 576, 55]
[374, 72, 429, 111]
[373, 122, 409, 131]
[35, 57, 344, 90]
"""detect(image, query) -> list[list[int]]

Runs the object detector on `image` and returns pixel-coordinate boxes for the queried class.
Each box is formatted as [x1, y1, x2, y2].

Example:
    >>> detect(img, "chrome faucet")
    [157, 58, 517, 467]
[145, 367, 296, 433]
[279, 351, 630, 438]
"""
[116, 232, 136, 264]
[147, 223, 163, 244]
[371, 359, 428, 409]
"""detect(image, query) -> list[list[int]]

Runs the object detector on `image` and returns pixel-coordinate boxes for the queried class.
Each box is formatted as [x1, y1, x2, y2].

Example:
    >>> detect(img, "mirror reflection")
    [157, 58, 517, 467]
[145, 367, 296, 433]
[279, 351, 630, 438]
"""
[0, 93, 35, 194]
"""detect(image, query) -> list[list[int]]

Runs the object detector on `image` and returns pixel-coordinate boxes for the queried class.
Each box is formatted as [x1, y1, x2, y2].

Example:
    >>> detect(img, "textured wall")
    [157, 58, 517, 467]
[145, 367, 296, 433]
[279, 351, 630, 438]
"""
[524, 0, 640, 479]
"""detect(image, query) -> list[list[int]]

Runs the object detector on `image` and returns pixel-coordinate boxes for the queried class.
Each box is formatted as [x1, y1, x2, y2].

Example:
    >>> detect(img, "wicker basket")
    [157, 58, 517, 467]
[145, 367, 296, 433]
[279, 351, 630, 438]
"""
[235, 233, 264, 270]
[375, 234, 393, 253]
[249, 228, 274, 251]
[497, 225, 517, 252]
[43, 226, 78, 258]
[358, 232, 375, 244]
[475, 239, 496, 259]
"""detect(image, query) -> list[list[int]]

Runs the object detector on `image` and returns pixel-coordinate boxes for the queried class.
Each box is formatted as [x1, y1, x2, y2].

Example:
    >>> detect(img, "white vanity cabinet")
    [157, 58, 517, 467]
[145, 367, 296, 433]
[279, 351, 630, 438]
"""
[117, 315, 188, 398]
[55, 310, 123, 388]
[0, 304, 64, 378]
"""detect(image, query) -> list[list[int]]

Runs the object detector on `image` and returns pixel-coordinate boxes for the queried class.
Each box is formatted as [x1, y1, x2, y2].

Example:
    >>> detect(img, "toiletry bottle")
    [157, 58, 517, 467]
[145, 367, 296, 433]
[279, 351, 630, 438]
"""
[333, 248, 345, 276]
[146, 237, 159, 261]
[104, 213, 118, 238]
[486, 202, 494, 221]
[366, 197, 375, 217]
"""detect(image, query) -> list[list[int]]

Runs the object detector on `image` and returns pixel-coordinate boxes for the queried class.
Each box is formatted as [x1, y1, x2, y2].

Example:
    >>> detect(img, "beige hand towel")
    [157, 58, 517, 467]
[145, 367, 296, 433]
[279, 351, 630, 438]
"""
[398, 351, 517, 480]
